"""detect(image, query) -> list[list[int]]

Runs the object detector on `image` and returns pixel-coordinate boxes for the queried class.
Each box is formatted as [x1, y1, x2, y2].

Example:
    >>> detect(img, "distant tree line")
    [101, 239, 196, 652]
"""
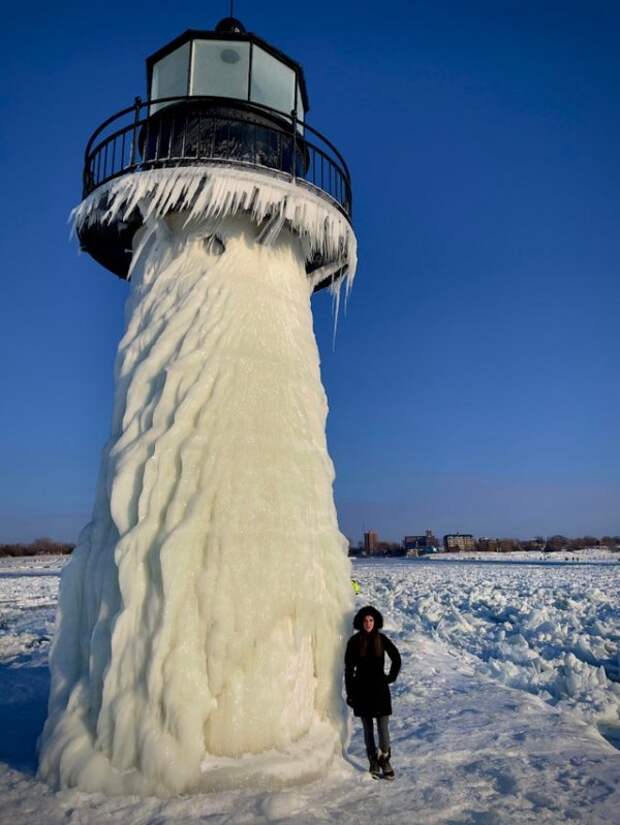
[480, 536, 620, 553]
[0, 537, 75, 557]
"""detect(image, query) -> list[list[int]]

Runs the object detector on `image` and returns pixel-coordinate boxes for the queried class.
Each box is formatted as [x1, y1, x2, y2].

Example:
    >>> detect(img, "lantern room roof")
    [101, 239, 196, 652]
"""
[145, 23, 310, 113]
[214, 17, 246, 34]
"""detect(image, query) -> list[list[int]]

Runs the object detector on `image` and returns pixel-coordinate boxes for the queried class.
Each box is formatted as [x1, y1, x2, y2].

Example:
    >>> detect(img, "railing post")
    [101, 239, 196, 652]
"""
[291, 109, 297, 182]
[130, 96, 142, 167]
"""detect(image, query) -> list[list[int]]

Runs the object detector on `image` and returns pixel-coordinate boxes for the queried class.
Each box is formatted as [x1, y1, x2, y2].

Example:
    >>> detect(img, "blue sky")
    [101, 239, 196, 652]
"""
[1, 1, 618, 543]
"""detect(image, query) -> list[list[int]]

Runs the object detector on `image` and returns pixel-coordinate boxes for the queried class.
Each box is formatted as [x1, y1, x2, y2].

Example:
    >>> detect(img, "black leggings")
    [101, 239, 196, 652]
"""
[361, 715, 390, 757]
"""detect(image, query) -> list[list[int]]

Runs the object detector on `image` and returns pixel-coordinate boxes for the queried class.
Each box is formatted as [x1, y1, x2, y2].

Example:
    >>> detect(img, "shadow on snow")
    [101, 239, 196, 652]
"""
[0, 659, 49, 773]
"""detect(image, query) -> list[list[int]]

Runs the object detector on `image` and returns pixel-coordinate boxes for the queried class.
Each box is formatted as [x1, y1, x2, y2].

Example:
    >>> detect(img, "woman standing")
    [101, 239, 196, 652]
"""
[344, 605, 401, 779]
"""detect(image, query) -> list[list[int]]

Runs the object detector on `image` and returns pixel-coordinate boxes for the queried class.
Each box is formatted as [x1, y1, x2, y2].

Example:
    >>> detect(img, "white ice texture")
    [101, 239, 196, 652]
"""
[72, 165, 357, 296]
[39, 171, 356, 796]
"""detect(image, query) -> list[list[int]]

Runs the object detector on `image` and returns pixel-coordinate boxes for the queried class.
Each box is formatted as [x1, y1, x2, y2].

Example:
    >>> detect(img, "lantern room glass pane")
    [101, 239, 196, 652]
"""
[250, 46, 295, 114]
[191, 40, 250, 99]
[151, 42, 190, 113]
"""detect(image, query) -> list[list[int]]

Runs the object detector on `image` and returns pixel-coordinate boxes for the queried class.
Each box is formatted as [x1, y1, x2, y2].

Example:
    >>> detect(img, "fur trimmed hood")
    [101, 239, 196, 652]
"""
[353, 605, 384, 631]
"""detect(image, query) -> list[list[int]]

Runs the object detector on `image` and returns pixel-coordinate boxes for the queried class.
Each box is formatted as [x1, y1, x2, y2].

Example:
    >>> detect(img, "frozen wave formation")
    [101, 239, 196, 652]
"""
[38, 167, 357, 796]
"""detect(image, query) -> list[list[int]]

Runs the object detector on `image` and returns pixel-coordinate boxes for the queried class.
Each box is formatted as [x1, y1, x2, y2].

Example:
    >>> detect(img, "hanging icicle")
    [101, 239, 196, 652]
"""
[73, 165, 357, 296]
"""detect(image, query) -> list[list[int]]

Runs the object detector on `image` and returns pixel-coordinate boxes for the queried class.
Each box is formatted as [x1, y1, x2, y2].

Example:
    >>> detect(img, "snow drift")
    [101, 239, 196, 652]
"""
[39, 175, 355, 796]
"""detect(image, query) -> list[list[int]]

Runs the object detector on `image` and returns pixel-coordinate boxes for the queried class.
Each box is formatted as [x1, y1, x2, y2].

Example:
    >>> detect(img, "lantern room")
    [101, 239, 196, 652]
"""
[77, 16, 352, 290]
[146, 17, 309, 125]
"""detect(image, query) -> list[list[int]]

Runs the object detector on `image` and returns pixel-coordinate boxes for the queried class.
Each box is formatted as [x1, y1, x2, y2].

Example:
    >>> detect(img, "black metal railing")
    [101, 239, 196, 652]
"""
[83, 96, 352, 219]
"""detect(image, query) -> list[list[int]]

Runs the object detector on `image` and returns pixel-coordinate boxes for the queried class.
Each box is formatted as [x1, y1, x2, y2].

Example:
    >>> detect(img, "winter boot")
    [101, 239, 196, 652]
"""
[378, 749, 395, 780]
[368, 751, 381, 779]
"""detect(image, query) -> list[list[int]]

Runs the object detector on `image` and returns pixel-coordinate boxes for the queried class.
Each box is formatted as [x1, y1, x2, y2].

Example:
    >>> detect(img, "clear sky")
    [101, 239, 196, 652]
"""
[1, 0, 618, 544]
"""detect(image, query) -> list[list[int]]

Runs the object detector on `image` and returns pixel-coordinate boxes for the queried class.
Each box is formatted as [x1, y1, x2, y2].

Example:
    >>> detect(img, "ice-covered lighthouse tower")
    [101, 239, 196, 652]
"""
[39, 17, 356, 796]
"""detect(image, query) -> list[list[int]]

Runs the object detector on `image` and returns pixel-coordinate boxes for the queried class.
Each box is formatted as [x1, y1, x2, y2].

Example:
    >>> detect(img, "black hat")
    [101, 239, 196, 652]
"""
[353, 605, 384, 630]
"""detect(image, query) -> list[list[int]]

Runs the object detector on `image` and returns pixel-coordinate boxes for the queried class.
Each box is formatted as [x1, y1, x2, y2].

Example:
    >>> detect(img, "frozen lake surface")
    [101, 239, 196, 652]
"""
[1, 553, 619, 824]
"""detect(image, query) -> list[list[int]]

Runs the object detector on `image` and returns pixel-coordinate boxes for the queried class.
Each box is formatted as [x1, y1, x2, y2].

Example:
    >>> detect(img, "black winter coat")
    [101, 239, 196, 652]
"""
[344, 630, 402, 718]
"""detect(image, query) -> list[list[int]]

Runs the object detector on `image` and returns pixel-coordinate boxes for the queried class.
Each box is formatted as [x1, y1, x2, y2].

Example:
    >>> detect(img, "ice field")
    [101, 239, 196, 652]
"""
[1, 552, 619, 824]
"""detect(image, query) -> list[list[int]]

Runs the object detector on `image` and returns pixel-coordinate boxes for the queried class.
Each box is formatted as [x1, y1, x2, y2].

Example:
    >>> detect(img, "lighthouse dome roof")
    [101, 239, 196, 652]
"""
[214, 17, 246, 34]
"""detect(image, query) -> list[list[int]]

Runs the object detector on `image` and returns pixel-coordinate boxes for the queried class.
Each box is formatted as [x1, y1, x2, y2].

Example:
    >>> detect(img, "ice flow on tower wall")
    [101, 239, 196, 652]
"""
[39, 176, 355, 795]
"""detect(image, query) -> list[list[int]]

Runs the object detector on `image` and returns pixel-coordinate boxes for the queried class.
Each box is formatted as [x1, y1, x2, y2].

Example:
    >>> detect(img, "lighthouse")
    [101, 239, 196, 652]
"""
[38, 17, 357, 796]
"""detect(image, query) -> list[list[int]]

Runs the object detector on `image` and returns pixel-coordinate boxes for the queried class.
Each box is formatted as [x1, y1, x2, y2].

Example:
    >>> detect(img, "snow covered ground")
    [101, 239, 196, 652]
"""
[1, 553, 619, 824]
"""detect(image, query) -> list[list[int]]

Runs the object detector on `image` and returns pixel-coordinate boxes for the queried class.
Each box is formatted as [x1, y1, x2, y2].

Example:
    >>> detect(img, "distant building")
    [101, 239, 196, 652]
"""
[404, 530, 439, 556]
[403, 530, 437, 551]
[425, 529, 437, 546]
[443, 533, 475, 552]
[477, 537, 498, 552]
[364, 530, 379, 554]
[403, 535, 427, 551]
[377, 541, 405, 556]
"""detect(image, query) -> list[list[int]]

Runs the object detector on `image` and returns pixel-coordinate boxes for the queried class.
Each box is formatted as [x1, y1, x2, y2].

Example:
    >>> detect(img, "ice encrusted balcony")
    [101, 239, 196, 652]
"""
[77, 96, 354, 290]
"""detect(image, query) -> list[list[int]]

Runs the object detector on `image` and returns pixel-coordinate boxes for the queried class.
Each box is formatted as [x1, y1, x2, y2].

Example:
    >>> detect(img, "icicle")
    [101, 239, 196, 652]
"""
[73, 166, 357, 296]
[331, 277, 342, 350]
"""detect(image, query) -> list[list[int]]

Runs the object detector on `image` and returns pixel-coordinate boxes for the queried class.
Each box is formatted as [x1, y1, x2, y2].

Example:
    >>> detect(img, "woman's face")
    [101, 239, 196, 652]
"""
[362, 614, 375, 633]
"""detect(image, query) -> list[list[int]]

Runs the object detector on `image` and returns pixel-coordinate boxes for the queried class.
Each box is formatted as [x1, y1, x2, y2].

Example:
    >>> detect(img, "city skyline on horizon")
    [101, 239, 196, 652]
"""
[2, 512, 619, 547]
